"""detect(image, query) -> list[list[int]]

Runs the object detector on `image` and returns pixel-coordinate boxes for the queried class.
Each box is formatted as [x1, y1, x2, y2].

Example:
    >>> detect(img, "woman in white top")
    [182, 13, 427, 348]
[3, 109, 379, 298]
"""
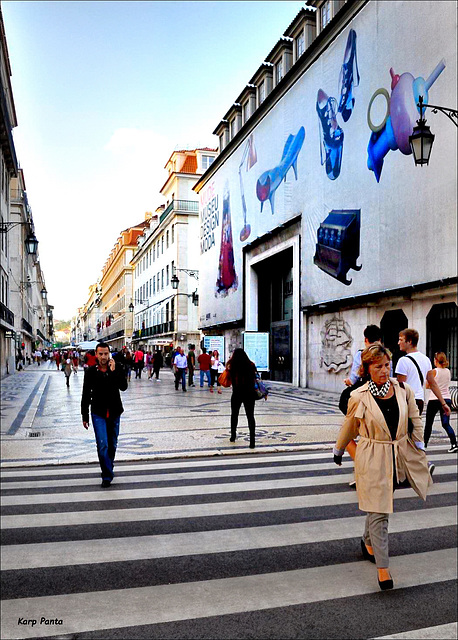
[424, 352, 457, 452]
[210, 350, 222, 394]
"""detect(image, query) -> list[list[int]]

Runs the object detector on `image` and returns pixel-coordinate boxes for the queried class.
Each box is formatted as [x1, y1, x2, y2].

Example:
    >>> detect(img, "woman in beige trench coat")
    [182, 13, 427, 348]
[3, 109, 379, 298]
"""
[333, 344, 432, 591]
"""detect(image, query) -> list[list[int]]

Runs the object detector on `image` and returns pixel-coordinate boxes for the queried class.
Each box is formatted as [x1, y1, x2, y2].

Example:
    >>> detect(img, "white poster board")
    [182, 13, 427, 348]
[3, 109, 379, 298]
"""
[203, 336, 225, 361]
[243, 332, 270, 372]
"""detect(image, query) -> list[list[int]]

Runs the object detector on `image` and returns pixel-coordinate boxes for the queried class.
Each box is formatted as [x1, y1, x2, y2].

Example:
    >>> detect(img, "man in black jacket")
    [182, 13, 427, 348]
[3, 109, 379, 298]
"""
[81, 342, 128, 487]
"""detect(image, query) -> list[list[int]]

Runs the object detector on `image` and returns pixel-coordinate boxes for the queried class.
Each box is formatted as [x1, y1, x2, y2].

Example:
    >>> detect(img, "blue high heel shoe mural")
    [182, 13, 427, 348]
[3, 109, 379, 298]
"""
[256, 126, 305, 215]
[316, 91, 344, 181]
[316, 29, 359, 181]
[338, 29, 360, 122]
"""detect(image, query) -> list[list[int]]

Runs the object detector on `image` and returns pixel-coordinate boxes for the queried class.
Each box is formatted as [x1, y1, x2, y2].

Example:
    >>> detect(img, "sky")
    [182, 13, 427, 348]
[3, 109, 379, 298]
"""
[2, 0, 307, 320]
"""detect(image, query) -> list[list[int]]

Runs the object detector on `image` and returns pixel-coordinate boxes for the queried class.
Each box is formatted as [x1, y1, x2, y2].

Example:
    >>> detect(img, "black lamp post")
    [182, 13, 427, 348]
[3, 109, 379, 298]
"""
[128, 302, 134, 313]
[409, 96, 458, 166]
[41, 288, 47, 300]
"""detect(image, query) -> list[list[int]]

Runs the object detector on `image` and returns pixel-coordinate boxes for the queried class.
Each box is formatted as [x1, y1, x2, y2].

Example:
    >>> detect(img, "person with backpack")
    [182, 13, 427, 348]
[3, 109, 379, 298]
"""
[395, 328, 451, 418]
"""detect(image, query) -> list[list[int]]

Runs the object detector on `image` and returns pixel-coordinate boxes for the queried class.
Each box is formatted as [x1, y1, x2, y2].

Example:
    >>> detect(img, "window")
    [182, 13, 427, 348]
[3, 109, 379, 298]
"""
[166, 302, 169, 323]
[202, 155, 214, 171]
[166, 230, 169, 248]
[153, 276, 156, 294]
[149, 278, 152, 296]
[243, 101, 250, 123]
[230, 118, 236, 139]
[161, 237, 164, 254]
[157, 272, 160, 290]
[259, 80, 265, 104]
[172, 225, 175, 243]
[166, 265, 169, 286]
[275, 59, 283, 84]
[161, 269, 164, 289]
[153, 245, 155, 262]
[296, 32, 305, 58]
[321, 1, 331, 29]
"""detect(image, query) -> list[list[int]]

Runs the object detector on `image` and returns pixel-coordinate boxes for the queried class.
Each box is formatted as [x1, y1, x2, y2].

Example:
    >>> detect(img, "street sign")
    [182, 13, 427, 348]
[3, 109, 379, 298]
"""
[4, 330, 15, 339]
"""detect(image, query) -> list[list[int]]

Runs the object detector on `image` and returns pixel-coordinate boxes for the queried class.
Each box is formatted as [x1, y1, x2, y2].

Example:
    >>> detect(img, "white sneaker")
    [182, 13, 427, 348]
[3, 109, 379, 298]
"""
[448, 444, 458, 453]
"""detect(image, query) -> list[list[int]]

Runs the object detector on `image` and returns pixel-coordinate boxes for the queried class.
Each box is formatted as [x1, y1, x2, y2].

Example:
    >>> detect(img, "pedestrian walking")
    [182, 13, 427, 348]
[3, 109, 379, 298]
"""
[210, 349, 223, 394]
[84, 350, 97, 369]
[340, 325, 387, 488]
[225, 348, 259, 448]
[54, 350, 61, 370]
[173, 346, 187, 392]
[124, 349, 133, 381]
[63, 356, 72, 387]
[198, 347, 212, 388]
[187, 345, 196, 387]
[395, 328, 451, 417]
[72, 350, 79, 375]
[424, 352, 457, 452]
[81, 342, 128, 488]
[145, 351, 154, 379]
[333, 343, 432, 591]
[134, 348, 145, 379]
[34, 349, 42, 366]
[152, 349, 163, 381]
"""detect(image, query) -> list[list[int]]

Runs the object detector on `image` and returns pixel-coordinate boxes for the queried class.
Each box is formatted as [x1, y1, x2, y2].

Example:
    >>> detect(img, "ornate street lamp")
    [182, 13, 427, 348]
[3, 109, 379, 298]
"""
[128, 302, 134, 313]
[41, 288, 47, 300]
[25, 232, 39, 255]
[409, 96, 458, 166]
[171, 274, 179, 290]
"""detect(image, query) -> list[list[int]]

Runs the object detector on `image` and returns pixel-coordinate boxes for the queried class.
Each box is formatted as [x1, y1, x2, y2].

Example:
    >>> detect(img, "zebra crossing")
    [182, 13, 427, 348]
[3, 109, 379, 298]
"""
[1, 446, 456, 639]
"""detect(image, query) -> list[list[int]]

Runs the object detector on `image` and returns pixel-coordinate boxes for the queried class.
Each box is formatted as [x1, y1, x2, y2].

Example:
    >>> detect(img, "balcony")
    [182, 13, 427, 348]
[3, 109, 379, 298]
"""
[133, 320, 175, 340]
[160, 199, 199, 224]
[21, 317, 33, 335]
[0, 302, 14, 327]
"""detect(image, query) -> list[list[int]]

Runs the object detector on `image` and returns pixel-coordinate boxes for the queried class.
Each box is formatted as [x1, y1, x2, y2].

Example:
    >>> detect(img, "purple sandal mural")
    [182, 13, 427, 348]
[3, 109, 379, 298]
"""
[256, 126, 305, 215]
[215, 182, 238, 297]
[367, 59, 446, 182]
[316, 29, 359, 181]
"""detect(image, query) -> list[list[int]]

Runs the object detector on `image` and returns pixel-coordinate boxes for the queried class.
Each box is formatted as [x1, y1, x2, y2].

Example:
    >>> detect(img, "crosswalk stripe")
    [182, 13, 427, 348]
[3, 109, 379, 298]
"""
[2, 505, 455, 571]
[0, 444, 449, 478]
[1, 549, 455, 639]
[2, 451, 455, 489]
[2, 463, 455, 506]
[2, 480, 456, 530]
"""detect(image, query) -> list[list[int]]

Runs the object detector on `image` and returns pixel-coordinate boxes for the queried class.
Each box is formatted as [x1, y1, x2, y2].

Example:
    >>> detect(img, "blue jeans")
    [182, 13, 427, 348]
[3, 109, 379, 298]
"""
[91, 414, 120, 482]
[175, 368, 186, 390]
[200, 369, 211, 387]
[424, 399, 456, 447]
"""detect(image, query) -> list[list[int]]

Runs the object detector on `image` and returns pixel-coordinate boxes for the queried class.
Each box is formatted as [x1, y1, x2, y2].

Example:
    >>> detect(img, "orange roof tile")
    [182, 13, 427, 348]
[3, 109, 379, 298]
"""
[180, 155, 198, 174]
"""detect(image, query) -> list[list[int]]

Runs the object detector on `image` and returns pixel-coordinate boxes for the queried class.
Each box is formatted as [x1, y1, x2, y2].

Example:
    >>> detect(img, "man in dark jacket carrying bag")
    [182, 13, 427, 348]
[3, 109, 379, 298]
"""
[81, 342, 128, 487]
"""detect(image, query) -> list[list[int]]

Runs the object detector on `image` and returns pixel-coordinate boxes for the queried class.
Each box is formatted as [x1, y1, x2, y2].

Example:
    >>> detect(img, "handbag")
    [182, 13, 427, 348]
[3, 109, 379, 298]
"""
[217, 361, 225, 374]
[254, 376, 268, 401]
[218, 369, 232, 387]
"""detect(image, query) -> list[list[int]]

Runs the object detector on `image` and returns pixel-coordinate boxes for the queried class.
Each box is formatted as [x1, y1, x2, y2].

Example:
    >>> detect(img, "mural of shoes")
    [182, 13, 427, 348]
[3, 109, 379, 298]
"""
[338, 29, 359, 122]
[316, 90, 344, 180]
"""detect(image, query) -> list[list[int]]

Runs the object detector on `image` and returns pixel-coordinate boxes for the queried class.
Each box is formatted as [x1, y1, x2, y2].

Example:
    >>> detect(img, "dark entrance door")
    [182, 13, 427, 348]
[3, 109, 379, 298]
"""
[271, 320, 292, 382]
[381, 309, 408, 370]
[255, 248, 294, 382]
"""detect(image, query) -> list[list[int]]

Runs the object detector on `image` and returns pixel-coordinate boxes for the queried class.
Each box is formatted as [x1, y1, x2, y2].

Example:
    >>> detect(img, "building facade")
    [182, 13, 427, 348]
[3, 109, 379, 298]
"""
[194, 0, 457, 391]
[131, 148, 217, 353]
[1, 11, 52, 375]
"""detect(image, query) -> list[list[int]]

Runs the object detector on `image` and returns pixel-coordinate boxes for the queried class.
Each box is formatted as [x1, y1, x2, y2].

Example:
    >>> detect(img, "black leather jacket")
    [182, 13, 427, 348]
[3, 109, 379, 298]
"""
[81, 364, 127, 423]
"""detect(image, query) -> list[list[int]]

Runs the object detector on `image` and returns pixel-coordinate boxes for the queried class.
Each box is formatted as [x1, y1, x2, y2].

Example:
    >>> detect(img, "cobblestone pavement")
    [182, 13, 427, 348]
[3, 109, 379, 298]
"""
[1, 364, 456, 467]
